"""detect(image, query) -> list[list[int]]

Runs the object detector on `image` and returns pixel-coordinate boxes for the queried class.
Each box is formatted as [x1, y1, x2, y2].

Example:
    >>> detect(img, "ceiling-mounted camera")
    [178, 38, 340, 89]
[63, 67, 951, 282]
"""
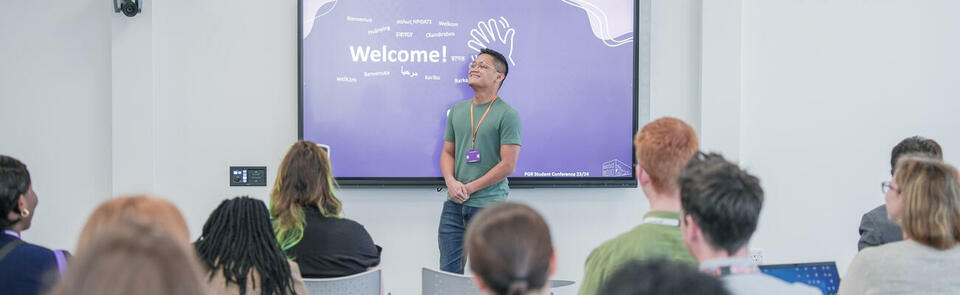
[114, 0, 141, 17]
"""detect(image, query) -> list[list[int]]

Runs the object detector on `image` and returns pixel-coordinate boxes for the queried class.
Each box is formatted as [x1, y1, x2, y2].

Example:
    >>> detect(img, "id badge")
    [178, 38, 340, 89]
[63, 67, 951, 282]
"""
[465, 149, 481, 163]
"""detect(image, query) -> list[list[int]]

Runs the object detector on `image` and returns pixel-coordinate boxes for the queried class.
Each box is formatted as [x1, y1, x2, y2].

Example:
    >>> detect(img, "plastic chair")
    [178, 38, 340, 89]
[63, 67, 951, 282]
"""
[303, 268, 381, 295]
[421, 267, 575, 295]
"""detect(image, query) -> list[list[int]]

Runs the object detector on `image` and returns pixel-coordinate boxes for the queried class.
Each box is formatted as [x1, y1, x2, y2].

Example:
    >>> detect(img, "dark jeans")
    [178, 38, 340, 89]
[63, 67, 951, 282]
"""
[438, 200, 483, 274]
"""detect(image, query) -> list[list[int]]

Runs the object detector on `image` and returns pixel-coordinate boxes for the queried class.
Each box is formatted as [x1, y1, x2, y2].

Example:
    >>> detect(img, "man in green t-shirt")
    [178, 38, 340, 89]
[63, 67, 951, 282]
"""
[438, 48, 521, 274]
[577, 117, 699, 295]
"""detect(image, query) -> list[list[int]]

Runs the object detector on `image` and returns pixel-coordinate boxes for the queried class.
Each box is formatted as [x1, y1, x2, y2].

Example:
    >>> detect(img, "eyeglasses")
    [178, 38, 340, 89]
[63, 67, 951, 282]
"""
[881, 181, 900, 194]
[469, 61, 493, 70]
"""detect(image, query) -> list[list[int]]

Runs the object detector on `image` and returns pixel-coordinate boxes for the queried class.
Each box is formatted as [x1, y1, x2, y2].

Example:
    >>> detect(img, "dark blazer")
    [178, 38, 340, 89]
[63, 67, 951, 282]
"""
[0, 233, 69, 295]
[858, 204, 904, 251]
[285, 206, 382, 278]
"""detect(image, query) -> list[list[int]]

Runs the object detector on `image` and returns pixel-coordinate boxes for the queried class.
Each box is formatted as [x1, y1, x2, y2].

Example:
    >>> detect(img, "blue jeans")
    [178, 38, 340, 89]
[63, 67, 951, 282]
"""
[438, 200, 483, 274]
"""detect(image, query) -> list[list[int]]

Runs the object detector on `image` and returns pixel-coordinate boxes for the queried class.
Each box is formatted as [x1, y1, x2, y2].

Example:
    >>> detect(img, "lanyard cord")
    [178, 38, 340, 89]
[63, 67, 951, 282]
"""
[470, 96, 498, 148]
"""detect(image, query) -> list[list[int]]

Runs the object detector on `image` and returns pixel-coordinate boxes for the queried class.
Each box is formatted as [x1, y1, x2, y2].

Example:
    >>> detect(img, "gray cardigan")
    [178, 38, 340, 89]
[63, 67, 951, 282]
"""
[839, 240, 960, 295]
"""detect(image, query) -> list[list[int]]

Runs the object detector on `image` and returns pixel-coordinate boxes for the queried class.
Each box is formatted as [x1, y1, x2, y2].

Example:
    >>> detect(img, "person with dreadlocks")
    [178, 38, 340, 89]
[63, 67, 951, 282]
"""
[271, 140, 381, 278]
[195, 197, 308, 295]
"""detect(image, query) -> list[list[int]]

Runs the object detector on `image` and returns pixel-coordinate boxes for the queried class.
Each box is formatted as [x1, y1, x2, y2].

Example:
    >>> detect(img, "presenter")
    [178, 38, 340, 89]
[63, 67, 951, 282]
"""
[438, 48, 521, 274]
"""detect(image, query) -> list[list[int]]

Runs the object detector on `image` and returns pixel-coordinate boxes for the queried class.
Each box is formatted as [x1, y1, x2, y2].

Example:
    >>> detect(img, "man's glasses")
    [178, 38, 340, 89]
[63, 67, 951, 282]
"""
[469, 61, 502, 73]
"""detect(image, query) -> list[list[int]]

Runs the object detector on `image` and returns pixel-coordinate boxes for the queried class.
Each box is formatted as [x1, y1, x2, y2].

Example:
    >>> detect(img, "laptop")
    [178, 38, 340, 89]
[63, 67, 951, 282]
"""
[759, 261, 839, 295]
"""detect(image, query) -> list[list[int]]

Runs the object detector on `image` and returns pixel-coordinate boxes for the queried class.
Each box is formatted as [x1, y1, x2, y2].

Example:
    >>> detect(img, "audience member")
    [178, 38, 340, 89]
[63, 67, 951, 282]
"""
[678, 152, 819, 295]
[858, 136, 943, 250]
[578, 117, 699, 295]
[0, 155, 69, 295]
[48, 220, 208, 295]
[838, 156, 960, 294]
[196, 197, 308, 295]
[271, 140, 381, 278]
[465, 202, 554, 295]
[598, 259, 730, 295]
[76, 195, 191, 253]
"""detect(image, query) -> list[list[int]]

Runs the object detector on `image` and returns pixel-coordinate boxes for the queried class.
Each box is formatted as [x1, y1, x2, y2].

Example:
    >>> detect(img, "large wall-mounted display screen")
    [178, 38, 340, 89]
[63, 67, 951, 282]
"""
[300, 0, 645, 187]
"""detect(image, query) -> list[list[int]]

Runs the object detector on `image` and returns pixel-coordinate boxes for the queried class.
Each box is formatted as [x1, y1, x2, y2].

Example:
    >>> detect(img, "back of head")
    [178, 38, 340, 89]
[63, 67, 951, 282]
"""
[891, 136, 943, 175]
[0, 155, 31, 230]
[466, 202, 552, 295]
[77, 195, 190, 253]
[894, 156, 960, 249]
[634, 117, 699, 193]
[195, 196, 295, 295]
[49, 220, 207, 295]
[271, 140, 342, 250]
[679, 152, 764, 254]
[599, 259, 730, 295]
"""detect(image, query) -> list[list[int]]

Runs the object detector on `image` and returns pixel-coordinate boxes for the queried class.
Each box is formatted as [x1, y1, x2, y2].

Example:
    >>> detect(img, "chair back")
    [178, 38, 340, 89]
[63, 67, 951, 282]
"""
[421, 267, 483, 295]
[304, 268, 381, 295]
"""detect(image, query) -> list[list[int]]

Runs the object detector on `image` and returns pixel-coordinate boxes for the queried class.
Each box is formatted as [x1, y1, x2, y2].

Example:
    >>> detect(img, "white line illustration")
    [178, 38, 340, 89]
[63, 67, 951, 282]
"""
[466, 16, 516, 66]
[602, 159, 631, 177]
[560, 0, 633, 47]
[303, 0, 338, 39]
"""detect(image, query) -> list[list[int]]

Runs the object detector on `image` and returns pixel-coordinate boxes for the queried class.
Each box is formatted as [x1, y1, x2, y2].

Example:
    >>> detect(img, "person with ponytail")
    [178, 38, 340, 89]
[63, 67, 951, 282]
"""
[465, 202, 555, 295]
[0, 155, 69, 295]
[196, 197, 308, 295]
[271, 140, 380, 278]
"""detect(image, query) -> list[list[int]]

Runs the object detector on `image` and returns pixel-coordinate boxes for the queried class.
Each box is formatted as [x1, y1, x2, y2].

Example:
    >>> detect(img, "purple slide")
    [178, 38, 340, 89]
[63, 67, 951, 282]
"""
[301, 0, 637, 183]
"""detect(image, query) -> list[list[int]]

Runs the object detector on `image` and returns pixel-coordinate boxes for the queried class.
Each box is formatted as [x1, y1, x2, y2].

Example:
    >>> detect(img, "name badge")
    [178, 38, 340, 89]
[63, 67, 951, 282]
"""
[465, 149, 481, 163]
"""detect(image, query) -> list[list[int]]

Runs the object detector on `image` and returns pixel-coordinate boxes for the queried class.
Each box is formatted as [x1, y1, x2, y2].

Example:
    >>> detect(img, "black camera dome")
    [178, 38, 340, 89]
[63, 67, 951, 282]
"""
[120, 0, 139, 17]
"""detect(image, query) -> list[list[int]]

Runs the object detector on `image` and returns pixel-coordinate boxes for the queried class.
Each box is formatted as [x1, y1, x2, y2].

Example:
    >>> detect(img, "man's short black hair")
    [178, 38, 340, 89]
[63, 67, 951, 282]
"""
[0, 155, 31, 229]
[479, 48, 508, 87]
[891, 136, 942, 175]
[679, 152, 764, 255]
[599, 259, 730, 295]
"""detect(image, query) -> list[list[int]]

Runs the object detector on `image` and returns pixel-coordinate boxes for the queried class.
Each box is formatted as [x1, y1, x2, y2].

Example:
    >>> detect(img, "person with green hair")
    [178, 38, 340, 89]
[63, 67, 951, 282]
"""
[270, 140, 381, 278]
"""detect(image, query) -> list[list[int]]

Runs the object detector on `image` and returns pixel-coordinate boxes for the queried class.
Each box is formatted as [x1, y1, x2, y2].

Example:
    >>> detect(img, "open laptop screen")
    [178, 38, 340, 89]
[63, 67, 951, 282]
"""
[759, 261, 838, 295]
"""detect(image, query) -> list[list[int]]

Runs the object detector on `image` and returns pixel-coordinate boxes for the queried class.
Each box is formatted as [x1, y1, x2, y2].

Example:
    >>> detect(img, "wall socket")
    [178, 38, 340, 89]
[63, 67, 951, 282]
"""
[749, 248, 763, 264]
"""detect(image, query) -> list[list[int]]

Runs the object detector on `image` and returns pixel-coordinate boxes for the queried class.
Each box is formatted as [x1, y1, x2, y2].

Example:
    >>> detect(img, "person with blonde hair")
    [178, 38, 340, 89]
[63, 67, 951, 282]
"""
[271, 140, 380, 278]
[839, 156, 960, 294]
[578, 117, 699, 295]
[466, 202, 554, 295]
[48, 220, 208, 295]
[858, 136, 943, 250]
[76, 195, 191, 253]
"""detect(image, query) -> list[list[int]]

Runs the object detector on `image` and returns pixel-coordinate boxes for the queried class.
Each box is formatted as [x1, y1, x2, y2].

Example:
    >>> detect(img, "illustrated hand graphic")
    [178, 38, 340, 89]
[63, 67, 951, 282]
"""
[467, 17, 516, 66]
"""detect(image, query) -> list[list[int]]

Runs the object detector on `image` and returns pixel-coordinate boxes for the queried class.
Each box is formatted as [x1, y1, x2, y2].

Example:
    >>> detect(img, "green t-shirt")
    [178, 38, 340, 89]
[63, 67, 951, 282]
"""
[443, 97, 522, 207]
[577, 211, 697, 295]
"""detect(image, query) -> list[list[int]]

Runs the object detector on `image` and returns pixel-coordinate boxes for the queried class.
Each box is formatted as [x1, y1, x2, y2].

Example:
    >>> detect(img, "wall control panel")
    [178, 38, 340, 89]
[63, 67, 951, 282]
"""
[230, 166, 267, 186]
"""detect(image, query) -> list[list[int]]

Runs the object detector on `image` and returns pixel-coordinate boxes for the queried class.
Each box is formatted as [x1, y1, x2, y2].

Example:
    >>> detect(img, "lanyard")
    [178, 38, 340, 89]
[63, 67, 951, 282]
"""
[2, 230, 19, 239]
[470, 96, 498, 148]
[643, 217, 679, 227]
[702, 263, 760, 277]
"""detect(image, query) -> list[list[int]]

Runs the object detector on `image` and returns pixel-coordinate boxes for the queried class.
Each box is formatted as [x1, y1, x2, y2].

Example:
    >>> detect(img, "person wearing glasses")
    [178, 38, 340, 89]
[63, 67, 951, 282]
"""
[857, 136, 943, 251]
[439, 48, 522, 274]
[839, 156, 960, 294]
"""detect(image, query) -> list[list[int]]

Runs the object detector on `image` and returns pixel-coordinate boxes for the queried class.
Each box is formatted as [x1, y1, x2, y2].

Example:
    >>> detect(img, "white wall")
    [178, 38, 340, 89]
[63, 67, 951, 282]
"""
[0, 0, 113, 252]
[738, 0, 960, 274]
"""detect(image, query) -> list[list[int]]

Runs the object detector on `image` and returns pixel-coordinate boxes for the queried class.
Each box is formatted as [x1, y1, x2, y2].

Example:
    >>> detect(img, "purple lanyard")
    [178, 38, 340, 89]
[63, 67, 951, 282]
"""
[702, 263, 760, 277]
[3, 230, 67, 276]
